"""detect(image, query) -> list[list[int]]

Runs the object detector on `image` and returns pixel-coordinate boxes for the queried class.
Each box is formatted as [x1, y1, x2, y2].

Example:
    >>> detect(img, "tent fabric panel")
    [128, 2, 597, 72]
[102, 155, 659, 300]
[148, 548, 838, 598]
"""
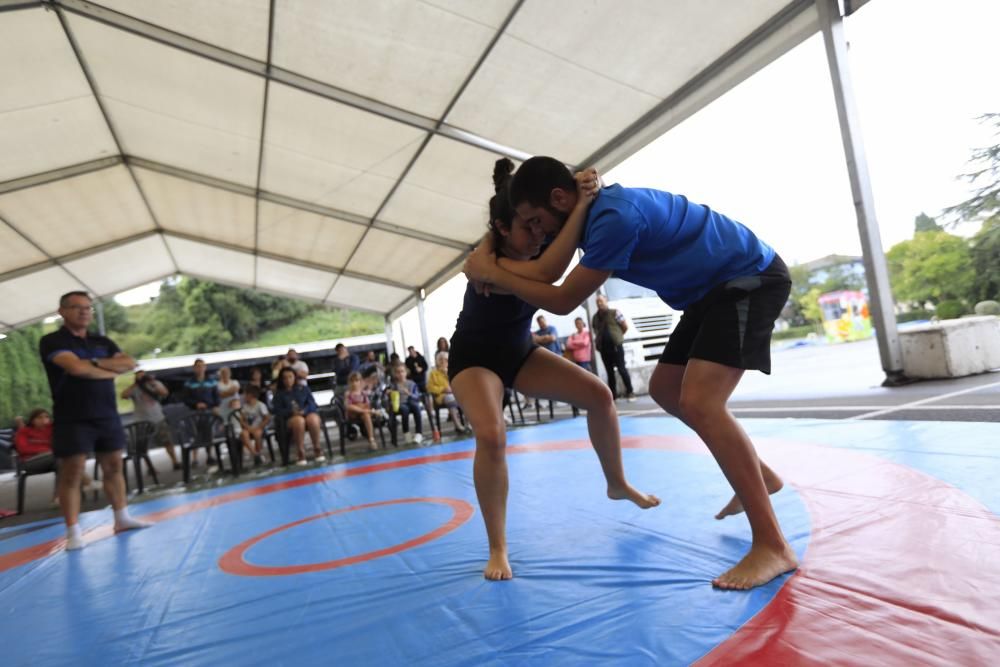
[261, 83, 425, 217]
[326, 275, 412, 314]
[446, 33, 658, 164]
[66, 11, 265, 187]
[257, 201, 365, 271]
[272, 0, 516, 118]
[447, 0, 793, 164]
[255, 256, 334, 302]
[164, 236, 255, 287]
[0, 166, 156, 258]
[95, 0, 271, 61]
[378, 136, 505, 244]
[0, 8, 117, 182]
[346, 228, 464, 288]
[0, 265, 83, 327]
[62, 234, 174, 298]
[0, 221, 49, 275]
[134, 168, 256, 249]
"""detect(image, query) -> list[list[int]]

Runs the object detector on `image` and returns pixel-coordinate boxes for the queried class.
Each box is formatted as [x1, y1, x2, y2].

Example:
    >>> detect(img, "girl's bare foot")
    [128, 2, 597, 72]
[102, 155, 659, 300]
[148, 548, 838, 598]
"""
[484, 549, 512, 581]
[715, 469, 784, 520]
[712, 543, 798, 590]
[607, 484, 661, 509]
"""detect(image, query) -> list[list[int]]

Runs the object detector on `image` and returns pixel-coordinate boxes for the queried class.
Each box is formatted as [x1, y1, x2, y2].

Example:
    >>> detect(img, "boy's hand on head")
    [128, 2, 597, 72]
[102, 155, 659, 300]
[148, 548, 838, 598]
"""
[575, 167, 601, 203]
[464, 241, 498, 286]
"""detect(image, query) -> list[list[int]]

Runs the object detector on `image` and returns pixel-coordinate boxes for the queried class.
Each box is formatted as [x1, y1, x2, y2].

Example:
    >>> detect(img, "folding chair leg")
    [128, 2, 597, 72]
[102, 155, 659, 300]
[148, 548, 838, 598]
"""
[17, 473, 25, 515]
[144, 456, 159, 485]
[182, 447, 191, 484]
[132, 454, 143, 494]
[338, 423, 347, 457]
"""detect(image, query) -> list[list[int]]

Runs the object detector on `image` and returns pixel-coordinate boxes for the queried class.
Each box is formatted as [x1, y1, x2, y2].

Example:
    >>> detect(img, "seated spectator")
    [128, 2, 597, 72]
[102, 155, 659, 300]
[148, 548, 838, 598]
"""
[332, 343, 359, 395]
[359, 350, 385, 382]
[183, 358, 220, 466]
[217, 366, 241, 420]
[14, 408, 53, 459]
[121, 370, 180, 471]
[14, 409, 91, 503]
[234, 385, 271, 466]
[345, 371, 380, 451]
[566, 317, 593, 371]
[245, 367, 272, 407]
[427, 352, 469, 433]
[271, 355, 290, 381]
[184, 359, 220, 412]
[271, 367, 325, 465]
[388, 362, 424, 444]
[286, 348, 309, 386]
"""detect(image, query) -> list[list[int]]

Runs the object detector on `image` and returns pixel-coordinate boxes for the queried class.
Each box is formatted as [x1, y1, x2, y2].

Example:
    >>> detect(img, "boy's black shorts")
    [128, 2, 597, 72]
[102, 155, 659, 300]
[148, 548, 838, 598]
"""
[659, 255, 791, 374]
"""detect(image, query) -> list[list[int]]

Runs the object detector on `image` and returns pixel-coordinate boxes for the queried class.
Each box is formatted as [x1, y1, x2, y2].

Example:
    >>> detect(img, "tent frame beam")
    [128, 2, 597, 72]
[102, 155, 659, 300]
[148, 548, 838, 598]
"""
[46, 0, 531, 162]
[817, 0, 905, 384]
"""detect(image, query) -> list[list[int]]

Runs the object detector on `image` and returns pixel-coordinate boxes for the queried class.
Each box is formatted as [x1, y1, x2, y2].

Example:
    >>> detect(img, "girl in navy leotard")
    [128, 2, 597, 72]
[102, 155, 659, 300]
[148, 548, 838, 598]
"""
[449, 159, 660, 581]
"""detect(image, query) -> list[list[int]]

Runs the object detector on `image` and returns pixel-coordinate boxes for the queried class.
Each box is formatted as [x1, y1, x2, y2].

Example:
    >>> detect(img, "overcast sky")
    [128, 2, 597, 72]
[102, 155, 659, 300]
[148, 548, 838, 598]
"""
[605, 0, 999, 264]
[117, 0, 1000, 350]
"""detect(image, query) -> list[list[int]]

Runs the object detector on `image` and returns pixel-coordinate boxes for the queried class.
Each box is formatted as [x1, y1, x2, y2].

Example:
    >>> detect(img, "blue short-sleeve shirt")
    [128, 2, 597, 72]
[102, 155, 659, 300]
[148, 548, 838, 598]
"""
[579, 185, 775, 309]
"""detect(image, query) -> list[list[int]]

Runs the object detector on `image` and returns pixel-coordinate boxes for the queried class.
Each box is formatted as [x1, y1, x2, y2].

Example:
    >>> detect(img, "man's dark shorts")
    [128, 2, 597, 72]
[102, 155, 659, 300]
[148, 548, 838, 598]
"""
[659, 255, 792, 374]
[52, 417, 126, 458]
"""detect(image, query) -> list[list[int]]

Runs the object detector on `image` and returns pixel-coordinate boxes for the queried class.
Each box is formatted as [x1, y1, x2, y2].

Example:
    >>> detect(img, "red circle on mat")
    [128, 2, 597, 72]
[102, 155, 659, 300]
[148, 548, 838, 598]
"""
[218, 496, 474, 576]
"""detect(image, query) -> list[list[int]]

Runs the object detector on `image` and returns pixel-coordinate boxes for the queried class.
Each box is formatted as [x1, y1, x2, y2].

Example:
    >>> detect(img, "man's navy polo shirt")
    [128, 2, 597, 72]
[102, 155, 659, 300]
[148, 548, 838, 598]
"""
[39, 326, 121, 423]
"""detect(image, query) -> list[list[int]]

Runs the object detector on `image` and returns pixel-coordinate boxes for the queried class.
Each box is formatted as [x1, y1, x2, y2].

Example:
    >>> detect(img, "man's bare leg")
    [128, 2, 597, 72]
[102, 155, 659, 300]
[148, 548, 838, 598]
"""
[58, 455, 86, 549]
[97, 451, 151, 533]
[452, 368, 511, 580]
[671, 360, 797, 589]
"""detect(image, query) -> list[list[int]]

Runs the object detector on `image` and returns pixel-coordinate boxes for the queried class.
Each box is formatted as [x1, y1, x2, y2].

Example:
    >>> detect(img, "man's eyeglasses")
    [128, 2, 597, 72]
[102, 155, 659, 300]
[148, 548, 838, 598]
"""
[63, 305, 95, 312]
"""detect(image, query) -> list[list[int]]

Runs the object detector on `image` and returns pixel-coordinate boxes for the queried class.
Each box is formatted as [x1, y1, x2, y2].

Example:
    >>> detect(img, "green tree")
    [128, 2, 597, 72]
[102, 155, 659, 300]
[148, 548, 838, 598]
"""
[886, 230, 974, 305]
[946, 113, 1000, 226]
[0, 325, 51, 426]
[968, 218, 1000, 302]
[818, 263, 866, 293]
[914, 212, 941, 234]
[88, 297, 130, 336]
[798, 287, 824, 327]
[945, 114, 1000, 303]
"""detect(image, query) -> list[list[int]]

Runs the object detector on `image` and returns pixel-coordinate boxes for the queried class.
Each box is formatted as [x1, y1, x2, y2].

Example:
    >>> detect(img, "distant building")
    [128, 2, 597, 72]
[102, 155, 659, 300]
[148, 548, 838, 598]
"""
[799, 254, 865, 286]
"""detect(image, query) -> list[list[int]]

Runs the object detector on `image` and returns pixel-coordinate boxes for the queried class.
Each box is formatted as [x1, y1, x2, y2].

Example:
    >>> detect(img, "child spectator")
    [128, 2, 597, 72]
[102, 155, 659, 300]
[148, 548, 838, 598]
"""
[345, 371, 379, 451]
[235, 385, 271, 466]
[388, 362, 424, 444]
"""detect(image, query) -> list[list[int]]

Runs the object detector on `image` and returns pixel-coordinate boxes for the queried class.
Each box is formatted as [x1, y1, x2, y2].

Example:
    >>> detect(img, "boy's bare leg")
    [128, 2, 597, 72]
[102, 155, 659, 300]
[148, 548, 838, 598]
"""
[652, 360, 797, 590]
[452, 368, 511, 580]
[650, 363, 785, 520]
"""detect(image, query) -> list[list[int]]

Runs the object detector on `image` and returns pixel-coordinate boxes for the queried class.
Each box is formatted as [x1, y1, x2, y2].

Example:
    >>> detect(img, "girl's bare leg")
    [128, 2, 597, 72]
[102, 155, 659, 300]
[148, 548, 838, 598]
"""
[513, 349, 659, 509]
[452, 368, 510, 580]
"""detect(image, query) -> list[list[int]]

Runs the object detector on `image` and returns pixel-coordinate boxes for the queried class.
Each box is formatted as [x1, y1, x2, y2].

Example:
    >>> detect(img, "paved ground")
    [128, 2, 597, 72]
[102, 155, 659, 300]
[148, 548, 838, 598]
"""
[3, 338, 997, 524]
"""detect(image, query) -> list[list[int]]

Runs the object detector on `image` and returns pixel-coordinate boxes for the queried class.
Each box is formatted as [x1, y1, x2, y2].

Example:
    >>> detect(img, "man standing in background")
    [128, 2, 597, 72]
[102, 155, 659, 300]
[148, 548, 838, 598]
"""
[39, 291, 151, 550]
[591, 295, 636, 402]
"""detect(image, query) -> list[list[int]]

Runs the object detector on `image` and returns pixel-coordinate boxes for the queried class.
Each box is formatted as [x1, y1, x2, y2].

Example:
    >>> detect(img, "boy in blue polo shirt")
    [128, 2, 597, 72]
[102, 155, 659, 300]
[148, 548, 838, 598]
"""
[464, 156, 796, 591]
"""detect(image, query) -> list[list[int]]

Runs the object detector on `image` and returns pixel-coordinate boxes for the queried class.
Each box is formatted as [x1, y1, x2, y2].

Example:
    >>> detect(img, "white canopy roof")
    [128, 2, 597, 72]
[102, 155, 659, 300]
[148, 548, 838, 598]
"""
[0, 0, 849, 331]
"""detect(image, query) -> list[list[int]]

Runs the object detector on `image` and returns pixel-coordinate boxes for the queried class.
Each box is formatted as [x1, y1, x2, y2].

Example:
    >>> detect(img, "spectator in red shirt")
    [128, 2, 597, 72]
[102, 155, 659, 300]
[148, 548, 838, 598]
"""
[14, 408, 53, 458]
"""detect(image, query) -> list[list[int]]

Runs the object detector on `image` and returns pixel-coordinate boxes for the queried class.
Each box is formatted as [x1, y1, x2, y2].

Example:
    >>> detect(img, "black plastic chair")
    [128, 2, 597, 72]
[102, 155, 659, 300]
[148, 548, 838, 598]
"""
[123, 421, 159, 494]
[321, 398, 348, 457]
[176, 413, 227, 484]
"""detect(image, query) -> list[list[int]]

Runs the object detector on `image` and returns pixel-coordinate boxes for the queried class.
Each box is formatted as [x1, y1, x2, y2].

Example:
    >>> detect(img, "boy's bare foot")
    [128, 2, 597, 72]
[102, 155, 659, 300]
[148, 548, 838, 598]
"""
[715, 469, 784, 520]
[712, 543, 798, 590]
[484, 549, 512, 581]
[607, 484, 661, 509]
